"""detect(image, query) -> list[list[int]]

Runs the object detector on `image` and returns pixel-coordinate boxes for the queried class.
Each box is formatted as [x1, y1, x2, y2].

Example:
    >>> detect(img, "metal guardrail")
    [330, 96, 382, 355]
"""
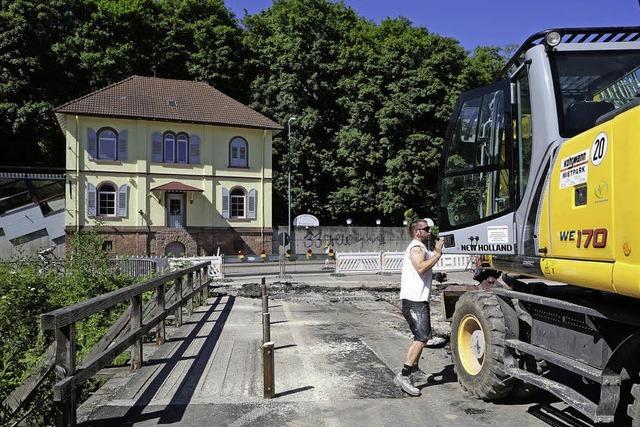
[336, 252, 472, 274]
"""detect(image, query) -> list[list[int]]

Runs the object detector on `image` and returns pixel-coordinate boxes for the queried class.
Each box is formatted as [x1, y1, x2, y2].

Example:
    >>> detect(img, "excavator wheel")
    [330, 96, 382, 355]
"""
[451, 291, 515, 399]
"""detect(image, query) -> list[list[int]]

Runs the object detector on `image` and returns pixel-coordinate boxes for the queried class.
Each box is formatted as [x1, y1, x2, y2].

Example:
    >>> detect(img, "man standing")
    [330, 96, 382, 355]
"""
[394, 218, 444, 396]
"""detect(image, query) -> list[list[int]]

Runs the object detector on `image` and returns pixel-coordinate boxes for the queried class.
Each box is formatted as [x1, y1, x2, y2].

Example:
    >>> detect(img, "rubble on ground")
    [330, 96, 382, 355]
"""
[211, 279, 452, 341]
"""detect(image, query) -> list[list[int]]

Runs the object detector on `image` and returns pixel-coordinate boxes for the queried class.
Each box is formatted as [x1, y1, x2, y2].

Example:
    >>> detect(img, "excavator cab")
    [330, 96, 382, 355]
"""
[438, 27, 640, 273]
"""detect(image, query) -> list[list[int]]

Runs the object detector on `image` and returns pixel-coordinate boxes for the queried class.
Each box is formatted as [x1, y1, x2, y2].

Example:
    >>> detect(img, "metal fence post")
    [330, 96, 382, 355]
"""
[261, 277, 268, 314]
[262, 342, 275, 399]
[261, 277, 271, 344]
[262, 312, 271, 344]
[283, 252, 287, 277]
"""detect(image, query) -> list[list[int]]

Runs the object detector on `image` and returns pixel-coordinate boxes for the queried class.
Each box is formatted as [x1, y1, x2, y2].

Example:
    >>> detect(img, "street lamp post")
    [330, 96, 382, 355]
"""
[287, 117, 297, 247]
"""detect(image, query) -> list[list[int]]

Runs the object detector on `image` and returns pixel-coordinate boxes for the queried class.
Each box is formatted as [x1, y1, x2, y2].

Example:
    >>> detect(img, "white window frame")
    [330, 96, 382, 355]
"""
[97, 128, 118, 160]
[176, 133, 189, 163]
[164, 132, 176, 163]
[97, 183, 117, 217]
[229, 187, 246, 218]
[229, 137, 248, 168]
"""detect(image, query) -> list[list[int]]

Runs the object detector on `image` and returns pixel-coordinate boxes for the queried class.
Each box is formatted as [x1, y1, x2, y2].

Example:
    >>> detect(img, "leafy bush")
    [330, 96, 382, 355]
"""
[0, 227, 136, 412]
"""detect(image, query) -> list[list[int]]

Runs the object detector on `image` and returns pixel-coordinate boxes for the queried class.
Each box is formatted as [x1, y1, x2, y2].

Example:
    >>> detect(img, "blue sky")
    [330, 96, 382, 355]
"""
[225, 0, 640, 50]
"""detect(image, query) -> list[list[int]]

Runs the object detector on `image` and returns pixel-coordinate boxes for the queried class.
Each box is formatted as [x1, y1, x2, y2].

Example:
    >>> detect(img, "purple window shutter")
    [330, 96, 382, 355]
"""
[222, 187, 230, 218]
[118, 129, 128, 161]
[189, 134, 201, 164]
[87, 128, 97, 160]
[86, 183, 96, 217]
[117, 184, 128, 217]
[152, 132, 163, 162]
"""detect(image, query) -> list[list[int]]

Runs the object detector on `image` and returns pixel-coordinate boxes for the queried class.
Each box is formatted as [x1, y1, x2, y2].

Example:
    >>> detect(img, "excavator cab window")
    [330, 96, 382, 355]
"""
[440, 80, 514, 229]
[514, 69, 532, 203]
[550, 50, 640, 138]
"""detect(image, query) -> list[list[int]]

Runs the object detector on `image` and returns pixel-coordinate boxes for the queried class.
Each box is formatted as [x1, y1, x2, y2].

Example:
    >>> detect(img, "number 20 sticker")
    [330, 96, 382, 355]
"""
[591, 132, 608, 166]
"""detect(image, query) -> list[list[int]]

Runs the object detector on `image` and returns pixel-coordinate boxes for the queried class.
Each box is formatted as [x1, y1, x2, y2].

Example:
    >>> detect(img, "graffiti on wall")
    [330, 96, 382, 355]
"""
[281, 226, 411, 253]
[302, 229, 389, 248]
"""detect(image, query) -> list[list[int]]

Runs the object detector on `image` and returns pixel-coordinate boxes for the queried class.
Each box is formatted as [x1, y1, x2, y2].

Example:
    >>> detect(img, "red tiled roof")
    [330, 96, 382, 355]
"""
[55, 76, 283, 131]
[150, 182, 204, 192]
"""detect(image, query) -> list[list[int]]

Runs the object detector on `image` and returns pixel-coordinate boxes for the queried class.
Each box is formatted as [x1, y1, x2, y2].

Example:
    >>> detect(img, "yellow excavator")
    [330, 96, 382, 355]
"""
[438, 27, 640, 424]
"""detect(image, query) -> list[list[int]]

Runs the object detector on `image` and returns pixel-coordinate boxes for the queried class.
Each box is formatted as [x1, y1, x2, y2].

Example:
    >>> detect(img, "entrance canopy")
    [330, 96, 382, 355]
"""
[150, 182, 203, 193]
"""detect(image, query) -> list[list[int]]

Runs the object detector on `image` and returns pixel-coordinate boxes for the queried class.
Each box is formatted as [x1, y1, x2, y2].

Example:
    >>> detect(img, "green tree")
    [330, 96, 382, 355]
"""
[243, 0, 363, 224]
[154, 0, 248, 100]
[0, 0, 86, 166]
[244, 2, 506, 225]
[461, 46, 507, 89]
[58, 0, 158, 90]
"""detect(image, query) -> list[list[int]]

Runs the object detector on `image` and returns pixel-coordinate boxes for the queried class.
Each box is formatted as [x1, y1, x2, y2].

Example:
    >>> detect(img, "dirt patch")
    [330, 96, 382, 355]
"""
[213, 280, 453, 340]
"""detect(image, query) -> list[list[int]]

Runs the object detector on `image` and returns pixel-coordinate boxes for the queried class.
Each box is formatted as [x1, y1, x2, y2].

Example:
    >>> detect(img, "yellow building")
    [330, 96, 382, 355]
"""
[55, 76, 282, 256]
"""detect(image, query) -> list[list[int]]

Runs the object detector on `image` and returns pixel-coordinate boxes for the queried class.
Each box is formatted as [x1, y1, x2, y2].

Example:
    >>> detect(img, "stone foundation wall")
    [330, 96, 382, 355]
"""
[66, 226, 273, 257]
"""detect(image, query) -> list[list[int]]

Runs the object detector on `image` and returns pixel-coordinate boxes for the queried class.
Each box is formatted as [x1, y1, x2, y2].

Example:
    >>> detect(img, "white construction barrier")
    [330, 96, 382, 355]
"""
[169, 256, 223, 278]
[335, 252, 382, 274]
[336, 251, 472, 274]
[381, 252, 404, 272]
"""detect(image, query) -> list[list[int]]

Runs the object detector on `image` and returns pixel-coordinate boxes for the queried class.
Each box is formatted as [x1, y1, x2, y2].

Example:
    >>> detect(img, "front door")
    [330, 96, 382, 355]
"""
[167, 193, 184, 228]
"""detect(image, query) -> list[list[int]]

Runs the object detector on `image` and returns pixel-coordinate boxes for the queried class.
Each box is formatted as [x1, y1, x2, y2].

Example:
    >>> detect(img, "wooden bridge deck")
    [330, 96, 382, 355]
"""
[76, 288, 553, 427]
[78, 292, 407, 425]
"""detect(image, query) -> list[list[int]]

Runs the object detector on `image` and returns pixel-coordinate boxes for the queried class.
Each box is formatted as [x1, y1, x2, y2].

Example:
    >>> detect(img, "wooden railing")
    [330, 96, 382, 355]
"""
[39, 261, 211, 427]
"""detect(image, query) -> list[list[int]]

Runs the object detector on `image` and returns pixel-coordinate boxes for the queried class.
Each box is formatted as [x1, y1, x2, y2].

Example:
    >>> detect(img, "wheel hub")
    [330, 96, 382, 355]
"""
[471, 330, 485, 359]
[457, 314, 486, 375]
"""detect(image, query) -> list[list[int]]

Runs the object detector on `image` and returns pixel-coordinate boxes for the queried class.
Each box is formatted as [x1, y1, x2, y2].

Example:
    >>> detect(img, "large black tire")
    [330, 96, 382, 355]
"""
[628, 384, 640, 426]
[450, 291, 515, 400]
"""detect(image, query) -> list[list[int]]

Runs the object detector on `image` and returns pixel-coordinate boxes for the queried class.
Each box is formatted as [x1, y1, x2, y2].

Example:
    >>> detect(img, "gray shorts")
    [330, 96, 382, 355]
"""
[401, 299, 432, 342]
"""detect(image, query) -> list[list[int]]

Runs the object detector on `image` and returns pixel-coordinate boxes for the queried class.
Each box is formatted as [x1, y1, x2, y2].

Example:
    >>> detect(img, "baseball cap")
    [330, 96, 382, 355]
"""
[423, 218, 435, 227]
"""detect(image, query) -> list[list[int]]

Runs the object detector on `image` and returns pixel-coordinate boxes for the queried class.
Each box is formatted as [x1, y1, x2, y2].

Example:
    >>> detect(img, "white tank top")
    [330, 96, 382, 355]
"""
[400, 239, 434, 302]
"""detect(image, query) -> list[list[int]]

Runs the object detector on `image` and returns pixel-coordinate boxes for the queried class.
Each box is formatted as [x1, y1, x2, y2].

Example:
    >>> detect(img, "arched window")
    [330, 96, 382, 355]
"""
[230, 188, 246, 218]
[97, 183, 117, 216]
[177, 133, 188, 163]
[229, 137, 248, 167]
[97, 128, 118, 160]
[164, 132, 176, 163]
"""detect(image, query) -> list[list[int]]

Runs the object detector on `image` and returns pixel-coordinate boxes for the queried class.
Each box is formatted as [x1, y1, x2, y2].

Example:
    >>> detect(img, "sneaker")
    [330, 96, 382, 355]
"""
[410, 368, 431, 386]
[394, 372, 420, 396]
